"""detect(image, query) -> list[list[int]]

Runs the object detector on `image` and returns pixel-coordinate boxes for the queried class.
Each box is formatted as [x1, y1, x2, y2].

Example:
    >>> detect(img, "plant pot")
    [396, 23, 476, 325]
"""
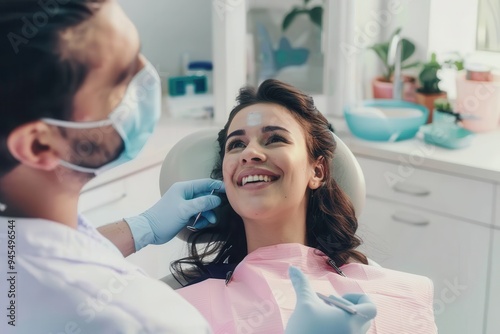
[372, 76, 417, 102]
[415, 91, 448, 124]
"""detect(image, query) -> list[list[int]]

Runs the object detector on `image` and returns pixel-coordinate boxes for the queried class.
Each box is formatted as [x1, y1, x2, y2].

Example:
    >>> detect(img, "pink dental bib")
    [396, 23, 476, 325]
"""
[178, 243, 437, 334]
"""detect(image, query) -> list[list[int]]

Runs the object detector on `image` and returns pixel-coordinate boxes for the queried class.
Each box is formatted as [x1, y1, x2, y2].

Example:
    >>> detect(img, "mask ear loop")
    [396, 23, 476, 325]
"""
[41, 118, 114, 129]
[39, 117, 119, 175]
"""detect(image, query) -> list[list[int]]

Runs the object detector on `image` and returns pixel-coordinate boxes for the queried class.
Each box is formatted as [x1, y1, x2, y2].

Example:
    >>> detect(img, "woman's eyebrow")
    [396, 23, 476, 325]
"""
[226, 126, 290, 142]
[262, 125, 290, 134]
[226, 129, 245, 142]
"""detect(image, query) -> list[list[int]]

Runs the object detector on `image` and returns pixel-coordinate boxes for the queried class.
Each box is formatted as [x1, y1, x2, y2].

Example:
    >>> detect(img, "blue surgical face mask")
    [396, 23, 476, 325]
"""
[42, 60, 161, 175]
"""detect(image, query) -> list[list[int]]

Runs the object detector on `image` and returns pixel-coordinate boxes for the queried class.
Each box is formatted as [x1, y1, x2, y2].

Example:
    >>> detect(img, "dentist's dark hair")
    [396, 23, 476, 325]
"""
[0, 0, 106, 177]
[172, 79, 368, 284]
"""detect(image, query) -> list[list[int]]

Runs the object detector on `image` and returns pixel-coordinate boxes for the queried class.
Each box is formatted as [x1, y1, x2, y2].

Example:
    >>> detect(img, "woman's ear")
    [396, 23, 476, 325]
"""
[7, 121, 62, 171]
[309, 157, 326, 190]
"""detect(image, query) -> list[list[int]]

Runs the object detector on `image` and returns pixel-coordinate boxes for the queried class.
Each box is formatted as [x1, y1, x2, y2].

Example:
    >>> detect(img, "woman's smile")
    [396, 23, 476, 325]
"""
[237, 168, 280, 187]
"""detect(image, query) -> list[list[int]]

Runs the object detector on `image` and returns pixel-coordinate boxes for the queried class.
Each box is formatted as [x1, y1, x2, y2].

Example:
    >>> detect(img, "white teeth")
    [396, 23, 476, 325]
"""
[242, 175, 274, 186]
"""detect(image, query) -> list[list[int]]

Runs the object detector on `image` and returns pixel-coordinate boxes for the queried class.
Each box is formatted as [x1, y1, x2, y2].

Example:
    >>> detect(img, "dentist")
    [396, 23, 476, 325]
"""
[0, 0, 375, 333]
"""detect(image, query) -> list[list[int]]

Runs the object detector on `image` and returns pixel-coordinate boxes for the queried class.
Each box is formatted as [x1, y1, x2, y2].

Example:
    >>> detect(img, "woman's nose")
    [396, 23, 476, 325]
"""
[240, 142, 266, 164]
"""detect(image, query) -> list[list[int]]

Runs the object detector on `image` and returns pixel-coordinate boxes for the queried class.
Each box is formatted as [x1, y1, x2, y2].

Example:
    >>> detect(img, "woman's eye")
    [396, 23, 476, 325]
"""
[226, 140, 246, 151]
[266, 134, 288, 144]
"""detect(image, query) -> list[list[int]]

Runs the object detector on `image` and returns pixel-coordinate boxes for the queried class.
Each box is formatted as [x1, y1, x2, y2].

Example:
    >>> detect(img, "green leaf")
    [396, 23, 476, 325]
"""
[369, 43, 391, 80]
[429, 52, 440, 65]
[304, 0, 312, 5]
[283, 8, 300, 31]
[454, 60, 464, 71]
[434, 98, 452, 111]
[401, 38, 415, 62]
[309, 7, 323, 29]
[369, 27, 417, 81]
[369, 43, 389, 66]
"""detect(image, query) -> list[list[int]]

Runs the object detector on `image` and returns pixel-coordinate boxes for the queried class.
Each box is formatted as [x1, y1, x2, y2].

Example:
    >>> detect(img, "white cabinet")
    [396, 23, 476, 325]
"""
[486, 186, 500, 334]
[355, 156, 495, 334]
[358, 197, 490, 334]
[79, 165, 164, 225]
[496, 184, 500, 227]
[79, 164, 187, 279]
[486, 230, 500, 334]
[356, 156, 495, 225]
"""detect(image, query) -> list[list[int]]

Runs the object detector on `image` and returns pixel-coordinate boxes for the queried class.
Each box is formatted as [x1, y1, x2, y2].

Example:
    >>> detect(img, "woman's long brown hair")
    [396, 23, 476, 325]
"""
[171, 79, 367, 284]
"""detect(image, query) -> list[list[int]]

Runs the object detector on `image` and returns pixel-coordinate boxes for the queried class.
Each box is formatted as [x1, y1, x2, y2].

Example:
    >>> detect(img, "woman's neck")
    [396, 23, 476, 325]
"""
[243, 215, 307, 253]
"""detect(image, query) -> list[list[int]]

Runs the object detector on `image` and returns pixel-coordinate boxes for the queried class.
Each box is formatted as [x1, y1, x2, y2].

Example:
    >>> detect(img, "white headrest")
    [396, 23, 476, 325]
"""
[159, 129, 366, 239]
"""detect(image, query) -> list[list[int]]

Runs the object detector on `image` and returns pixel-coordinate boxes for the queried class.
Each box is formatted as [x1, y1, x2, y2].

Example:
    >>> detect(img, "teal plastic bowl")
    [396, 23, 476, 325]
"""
[344, 100, 429, 141]
[420, 124, 474, 149]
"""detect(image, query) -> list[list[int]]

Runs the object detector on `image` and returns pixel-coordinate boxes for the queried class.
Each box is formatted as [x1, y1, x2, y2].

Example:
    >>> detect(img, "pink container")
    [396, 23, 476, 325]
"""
[455, 72, 500, 132]
[372, 76, 417, 102]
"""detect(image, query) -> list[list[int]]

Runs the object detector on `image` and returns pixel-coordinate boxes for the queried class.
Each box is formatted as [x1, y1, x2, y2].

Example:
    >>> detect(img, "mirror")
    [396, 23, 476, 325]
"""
[477, 0, 500, 52]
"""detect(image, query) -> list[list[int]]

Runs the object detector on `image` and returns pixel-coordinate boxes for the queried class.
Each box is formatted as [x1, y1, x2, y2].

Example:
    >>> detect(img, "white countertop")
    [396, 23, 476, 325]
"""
[82, 112, 500, 193]
[331, 118, 500, 184]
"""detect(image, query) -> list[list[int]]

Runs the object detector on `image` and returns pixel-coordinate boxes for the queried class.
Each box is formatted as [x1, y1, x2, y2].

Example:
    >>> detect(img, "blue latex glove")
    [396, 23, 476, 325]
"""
[285, 267, 377, 334]
[124, 179, 224, 251]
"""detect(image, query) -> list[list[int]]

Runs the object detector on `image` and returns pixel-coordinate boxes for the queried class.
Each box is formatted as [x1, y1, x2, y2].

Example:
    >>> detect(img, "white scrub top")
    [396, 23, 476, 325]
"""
[0, 215, 212, 334]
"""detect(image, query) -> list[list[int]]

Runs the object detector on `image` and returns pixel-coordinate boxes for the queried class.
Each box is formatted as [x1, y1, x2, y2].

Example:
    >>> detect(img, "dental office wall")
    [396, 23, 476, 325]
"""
[119, 0, 212, 80]
[117, 0, 433, 110]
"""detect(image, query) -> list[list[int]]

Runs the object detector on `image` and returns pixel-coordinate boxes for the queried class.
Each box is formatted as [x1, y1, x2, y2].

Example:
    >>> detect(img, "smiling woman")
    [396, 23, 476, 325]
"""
[172, 79, 367, 278]
[172, 79, 438, 334]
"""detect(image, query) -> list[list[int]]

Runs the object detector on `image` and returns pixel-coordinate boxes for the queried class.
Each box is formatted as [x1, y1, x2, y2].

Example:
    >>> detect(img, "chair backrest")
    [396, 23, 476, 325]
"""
[159, 128, 366, 241]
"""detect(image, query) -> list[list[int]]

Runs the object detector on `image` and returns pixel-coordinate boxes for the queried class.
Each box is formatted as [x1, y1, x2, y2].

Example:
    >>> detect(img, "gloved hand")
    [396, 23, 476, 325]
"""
[285, 266, 377, 334]
[124, 178, 224, 251]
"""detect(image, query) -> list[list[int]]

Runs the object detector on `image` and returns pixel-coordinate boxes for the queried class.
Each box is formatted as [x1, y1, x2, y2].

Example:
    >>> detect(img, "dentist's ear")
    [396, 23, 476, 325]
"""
[309, 157, 325, 190]
[7, 121, 62, 171]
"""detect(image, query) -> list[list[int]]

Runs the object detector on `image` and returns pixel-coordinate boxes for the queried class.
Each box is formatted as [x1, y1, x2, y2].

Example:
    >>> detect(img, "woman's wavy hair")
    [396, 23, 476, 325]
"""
[171, 79, 367, 283]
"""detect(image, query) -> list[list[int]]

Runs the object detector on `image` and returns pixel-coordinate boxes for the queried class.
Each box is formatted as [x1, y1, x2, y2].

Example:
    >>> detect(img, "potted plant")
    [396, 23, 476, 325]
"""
[415, 53, 452, 123]
[369, 27, 419, 101]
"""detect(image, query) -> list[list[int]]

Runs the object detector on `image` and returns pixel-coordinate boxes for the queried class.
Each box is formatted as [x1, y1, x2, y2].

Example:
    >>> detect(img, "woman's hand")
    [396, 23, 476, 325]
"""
[285, 266, 377, 334]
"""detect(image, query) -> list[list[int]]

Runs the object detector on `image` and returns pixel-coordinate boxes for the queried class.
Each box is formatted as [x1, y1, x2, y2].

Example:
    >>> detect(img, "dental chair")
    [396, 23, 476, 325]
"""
[158, 128, 372, 289]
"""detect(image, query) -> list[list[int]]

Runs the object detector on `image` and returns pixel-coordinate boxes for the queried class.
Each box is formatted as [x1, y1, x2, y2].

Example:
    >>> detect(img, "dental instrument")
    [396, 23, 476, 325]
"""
[316, 293, 369, 319]
[187, 186, 221, 231]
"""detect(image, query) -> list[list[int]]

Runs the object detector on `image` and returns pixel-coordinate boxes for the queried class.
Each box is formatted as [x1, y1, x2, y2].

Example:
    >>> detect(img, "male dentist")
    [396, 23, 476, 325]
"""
[0, 0, 375, 333]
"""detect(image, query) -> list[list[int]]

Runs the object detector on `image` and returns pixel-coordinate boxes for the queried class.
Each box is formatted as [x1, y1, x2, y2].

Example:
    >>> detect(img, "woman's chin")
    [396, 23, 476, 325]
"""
[236, 204, 275, 221]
